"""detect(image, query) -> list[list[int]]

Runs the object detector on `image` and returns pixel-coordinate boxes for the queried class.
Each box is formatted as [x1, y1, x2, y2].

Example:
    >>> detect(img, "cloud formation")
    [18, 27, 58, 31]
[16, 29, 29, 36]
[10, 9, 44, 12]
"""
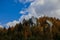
[14, 0, 34, 4]
[0, 25, 3, 28]
[6, 20, 19, 27]
[6, 0, 60, 28]
[20, 0, 60, 19]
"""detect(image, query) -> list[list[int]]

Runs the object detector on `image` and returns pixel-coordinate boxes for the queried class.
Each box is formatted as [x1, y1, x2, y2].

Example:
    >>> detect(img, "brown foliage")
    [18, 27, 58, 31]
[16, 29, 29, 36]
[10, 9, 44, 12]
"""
[0, 16, 60, 40]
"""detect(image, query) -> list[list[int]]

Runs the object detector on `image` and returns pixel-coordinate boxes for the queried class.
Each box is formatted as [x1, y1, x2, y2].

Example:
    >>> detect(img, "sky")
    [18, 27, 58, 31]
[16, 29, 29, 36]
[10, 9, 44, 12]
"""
[0, 0, 60, 28]
[0, 0, 31, 28]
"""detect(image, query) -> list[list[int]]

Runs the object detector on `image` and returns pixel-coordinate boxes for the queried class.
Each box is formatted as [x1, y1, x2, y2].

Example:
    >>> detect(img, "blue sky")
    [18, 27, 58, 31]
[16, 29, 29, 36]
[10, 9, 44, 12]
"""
[0, 0, 60, 28]
[0, 0, 30, 25]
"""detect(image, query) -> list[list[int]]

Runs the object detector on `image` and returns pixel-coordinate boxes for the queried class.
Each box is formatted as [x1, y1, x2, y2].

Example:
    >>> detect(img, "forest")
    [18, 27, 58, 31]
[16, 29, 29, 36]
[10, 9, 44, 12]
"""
[0, 16, 60, 40]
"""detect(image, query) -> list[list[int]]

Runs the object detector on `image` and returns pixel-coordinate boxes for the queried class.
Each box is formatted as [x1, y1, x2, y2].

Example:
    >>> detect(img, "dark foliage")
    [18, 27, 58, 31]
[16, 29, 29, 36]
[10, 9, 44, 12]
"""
[0, 16, 60, 40]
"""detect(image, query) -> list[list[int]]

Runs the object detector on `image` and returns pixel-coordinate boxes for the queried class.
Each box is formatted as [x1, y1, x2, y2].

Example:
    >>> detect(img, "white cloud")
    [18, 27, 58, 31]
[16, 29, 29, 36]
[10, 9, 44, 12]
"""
[6, 20, 19, 27]
[19, 9, 28, 14]
[14, 0, 34, 4]
[14, 0, 60, 26]
[22, 0, 60, 19]
[31, 0, 44, 6]
[19, 14, 31, 21]
[19, 0, 34, 3]
[0, 23, 3, 28]
[0, 25, 3, 28]
[20, 11, 26, 14]
[55, 9, 60, 15]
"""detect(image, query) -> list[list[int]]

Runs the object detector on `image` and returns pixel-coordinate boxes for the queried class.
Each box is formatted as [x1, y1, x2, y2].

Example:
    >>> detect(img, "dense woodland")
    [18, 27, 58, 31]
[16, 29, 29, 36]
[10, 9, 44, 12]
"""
[0, 16, 60, 40]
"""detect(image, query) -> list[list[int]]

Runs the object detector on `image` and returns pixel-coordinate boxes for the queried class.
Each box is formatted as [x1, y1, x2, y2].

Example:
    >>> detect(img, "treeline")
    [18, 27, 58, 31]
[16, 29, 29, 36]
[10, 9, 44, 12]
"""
[0, 16, 60, 40]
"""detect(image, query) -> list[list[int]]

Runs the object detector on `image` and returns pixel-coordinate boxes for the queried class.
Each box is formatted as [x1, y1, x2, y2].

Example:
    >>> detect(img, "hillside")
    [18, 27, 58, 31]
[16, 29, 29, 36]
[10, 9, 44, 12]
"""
[0, 16, 60, 40]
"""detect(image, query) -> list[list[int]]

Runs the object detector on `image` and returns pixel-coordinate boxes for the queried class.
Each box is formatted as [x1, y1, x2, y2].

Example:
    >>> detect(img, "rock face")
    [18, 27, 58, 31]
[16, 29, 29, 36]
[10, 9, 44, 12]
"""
[29, 16, 37, 26]
[46, 20, 53, 27]
[31, 16, 37, 24]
